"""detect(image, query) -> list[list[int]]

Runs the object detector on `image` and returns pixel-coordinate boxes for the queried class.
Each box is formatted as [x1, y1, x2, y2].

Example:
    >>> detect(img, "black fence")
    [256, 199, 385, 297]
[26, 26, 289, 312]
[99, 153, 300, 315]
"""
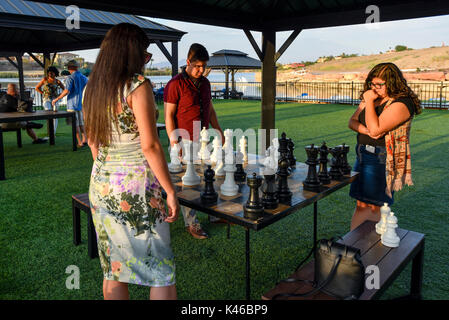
[3, 81, 449, 110]
[155, 81, 449, 109]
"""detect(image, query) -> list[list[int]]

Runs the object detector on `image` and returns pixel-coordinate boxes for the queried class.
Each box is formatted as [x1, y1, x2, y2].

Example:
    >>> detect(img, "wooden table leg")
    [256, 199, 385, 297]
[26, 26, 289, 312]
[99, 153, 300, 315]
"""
[71, 114, 77, 151]
[48, 118, 55, 145]
[73, 201, 81, 246]
[16, 128, 22, 148]
[410, 240, 424, 299]
[0, 127, 5, 180]
[87, 211, 98, 259]
[246, 228, 251, 300]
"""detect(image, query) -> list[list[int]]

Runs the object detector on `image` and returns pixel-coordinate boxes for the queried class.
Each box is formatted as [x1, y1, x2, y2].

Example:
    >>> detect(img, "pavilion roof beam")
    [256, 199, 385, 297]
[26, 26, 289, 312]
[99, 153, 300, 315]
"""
[27, 52, 45, 68]
[274, 28, 301, 62]
[243, 29, 263, 61]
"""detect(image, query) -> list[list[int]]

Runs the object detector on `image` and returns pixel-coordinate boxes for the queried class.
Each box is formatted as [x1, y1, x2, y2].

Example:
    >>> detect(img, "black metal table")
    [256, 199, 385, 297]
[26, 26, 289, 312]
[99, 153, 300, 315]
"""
[166, 154, 359, 299]
[0, 110, 77, 180]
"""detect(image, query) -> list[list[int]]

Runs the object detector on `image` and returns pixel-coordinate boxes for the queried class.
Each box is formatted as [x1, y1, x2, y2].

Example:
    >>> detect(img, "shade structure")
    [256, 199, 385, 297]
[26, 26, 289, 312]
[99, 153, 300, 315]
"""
[207, 50, 261, 98]
[32, 0, 449, 149]
[0, 0, 186, 99]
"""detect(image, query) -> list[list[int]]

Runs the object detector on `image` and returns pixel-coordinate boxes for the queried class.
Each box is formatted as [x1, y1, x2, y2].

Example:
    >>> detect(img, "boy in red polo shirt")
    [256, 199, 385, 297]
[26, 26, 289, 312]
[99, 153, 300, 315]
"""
[164, 43, 224, 239]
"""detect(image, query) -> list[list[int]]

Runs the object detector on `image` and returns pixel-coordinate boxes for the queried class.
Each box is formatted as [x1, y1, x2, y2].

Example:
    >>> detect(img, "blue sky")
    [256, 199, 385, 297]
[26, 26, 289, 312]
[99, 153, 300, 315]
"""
[74, 14, 449, 65]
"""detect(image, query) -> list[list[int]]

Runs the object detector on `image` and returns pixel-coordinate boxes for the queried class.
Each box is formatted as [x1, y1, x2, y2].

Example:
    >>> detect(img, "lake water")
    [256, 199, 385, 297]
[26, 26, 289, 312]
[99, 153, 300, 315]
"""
[0, 71, 256, 88]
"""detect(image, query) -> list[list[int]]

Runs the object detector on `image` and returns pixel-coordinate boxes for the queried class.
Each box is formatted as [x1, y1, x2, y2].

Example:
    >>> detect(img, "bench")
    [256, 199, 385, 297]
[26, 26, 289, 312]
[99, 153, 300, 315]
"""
[2, 127, 22, 147]
[262, 220, 425, 300]
[72, 193, 98, 259]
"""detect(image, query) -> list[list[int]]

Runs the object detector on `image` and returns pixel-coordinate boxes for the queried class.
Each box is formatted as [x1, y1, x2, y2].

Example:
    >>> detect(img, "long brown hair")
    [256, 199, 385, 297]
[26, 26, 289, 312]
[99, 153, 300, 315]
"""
[360, 62, 422, 115]
[83, 23, 150, 146]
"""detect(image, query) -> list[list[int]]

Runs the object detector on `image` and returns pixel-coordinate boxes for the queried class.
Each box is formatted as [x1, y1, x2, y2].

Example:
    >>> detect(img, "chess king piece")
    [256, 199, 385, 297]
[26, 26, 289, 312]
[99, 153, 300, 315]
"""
[277, 132, 292, 203]
[198, 127, 211, 162]
[239, 136, 248, 164]
[381, 211, 400, 248]
[244, 172, 264, 220]
[234, 150, 247, 182]
[329, 146, 344, 181]
[168, 142, 183, 173]
[339, 143, 351, 175]
[317, 141, 331, 185]
[287, 138, 296, 170]
[302, 144, 322, 192]
[262, 173, 278, 210]
[182, 140, 201, 186]
[220, 147, 239, 196]
[376, 203, 391, 235]
[201, 165, 218, 204]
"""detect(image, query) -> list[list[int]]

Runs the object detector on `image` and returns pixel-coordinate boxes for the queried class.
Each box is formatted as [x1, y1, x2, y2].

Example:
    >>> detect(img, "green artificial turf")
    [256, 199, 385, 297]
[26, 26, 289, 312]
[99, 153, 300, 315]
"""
[0, 100, 448, 300]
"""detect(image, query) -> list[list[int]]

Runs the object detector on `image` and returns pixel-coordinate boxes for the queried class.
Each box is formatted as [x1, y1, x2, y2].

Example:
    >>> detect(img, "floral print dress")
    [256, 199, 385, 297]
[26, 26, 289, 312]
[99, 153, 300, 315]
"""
[89, 74, 175, 287]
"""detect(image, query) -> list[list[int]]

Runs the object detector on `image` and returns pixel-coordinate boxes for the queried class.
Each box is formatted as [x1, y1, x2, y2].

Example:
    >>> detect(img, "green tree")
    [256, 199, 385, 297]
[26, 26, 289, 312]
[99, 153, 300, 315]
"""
[395, 45, 408, 52]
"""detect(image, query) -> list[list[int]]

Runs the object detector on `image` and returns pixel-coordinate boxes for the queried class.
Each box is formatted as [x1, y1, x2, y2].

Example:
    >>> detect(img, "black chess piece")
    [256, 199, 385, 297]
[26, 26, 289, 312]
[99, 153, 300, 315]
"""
[234, 164, 247, 182]
[244, 172, 264, 220]
[201, 165, 218, 204]
[318, 141, 331, 185]
[262, 174, 278, 209]
[339, 143, 352, 175]
[329, 146, 344, 181]
[277, 133, 292, 203]
[287, 138, 296, 171]
[303, 144, 322, 192]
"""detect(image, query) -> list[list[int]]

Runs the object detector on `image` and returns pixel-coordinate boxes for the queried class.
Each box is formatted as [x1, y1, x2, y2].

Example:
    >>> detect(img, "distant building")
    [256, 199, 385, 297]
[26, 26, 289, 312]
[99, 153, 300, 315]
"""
[334, 56, 342, 60]
[56, 53, 83, 66]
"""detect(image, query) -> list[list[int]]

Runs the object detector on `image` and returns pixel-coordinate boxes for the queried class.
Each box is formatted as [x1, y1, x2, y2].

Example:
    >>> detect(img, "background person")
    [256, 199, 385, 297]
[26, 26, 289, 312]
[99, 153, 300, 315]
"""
[52, 60, 88, 147]
[35, 66, 64, 135]
[164, 43, 225, 240]
[348, 62, 421, 230]
[83, 23, 179, 300]
[0, 84, 46, 144]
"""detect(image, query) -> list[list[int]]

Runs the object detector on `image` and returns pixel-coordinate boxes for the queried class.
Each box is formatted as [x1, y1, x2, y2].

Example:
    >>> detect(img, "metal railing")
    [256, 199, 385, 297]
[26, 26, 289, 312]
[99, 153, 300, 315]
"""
[154, 80, 449, 109]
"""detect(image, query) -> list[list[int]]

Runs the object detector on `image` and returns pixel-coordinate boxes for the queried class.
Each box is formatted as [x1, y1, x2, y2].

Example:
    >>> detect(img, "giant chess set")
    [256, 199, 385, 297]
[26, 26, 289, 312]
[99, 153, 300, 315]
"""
[167, 129, 357, 224]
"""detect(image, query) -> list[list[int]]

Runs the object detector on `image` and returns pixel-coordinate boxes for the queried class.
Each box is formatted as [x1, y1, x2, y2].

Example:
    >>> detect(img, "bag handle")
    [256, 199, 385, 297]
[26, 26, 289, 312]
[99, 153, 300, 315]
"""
[272, 254, 342, 300]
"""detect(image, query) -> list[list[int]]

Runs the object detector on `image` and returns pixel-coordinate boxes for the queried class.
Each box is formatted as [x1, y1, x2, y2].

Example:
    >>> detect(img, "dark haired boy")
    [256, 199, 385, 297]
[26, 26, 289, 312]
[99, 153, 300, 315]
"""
[164, 43, 225, 239]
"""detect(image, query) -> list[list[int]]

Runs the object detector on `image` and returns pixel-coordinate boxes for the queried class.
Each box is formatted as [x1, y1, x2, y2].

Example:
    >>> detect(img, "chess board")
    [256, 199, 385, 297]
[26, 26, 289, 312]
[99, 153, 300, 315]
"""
[168, 154, 358, 231]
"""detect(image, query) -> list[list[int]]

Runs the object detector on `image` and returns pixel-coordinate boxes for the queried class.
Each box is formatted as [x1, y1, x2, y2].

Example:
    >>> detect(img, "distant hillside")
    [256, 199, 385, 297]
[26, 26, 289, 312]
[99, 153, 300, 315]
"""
[306, 46, 449, 73]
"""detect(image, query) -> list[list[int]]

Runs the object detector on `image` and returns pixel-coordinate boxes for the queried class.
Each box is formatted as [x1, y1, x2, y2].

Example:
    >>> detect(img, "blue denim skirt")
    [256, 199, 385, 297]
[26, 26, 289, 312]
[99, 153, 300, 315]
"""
[349, 144, 394, 207]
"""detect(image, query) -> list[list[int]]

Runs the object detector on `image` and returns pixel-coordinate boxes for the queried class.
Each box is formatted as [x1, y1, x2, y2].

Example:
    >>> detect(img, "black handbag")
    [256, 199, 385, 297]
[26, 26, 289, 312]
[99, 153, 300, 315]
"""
[273, 238, 365, 300]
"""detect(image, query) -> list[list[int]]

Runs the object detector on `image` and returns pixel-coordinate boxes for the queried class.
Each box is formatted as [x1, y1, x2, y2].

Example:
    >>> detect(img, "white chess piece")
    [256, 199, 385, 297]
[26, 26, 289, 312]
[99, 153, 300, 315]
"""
[239, 136, 248, 163]
[182, 140, 201, 186]
[376, 203, 390, 235]
[192, 140, 201, 164]
[223, 129, 233, 151]
[261, 149, 276, 176]
[220, 145, 238, 196]
[381, 211, 400, 248]
[168, 143, 183, 173]
[198, 127, 211, 161]
[210, 136, 220, 166]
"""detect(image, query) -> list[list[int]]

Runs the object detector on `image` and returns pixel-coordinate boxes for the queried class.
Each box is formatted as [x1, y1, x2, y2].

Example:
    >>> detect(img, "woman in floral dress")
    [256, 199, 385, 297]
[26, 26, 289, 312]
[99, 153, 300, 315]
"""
[83, 23, 179, 300]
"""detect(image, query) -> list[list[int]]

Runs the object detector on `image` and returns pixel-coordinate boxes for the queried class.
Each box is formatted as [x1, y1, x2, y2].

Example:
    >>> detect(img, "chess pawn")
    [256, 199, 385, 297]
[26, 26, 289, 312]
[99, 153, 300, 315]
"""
[220, 152, 239, 196]
[182, 140, 201, 186]
[234, 151, 247, 182]
[201, 165, 218, 204]
[376, 203, 390, 235]
[199, 127, 211, 162]
[192, 141, 202, 164]
[239, 136, 248, 163]
[168, 143, 183, 173]
[318, 141, 331, 185]
[244, 173, 264, 220]
[381, 211, 400, 248]
[303, 144, 322, 192]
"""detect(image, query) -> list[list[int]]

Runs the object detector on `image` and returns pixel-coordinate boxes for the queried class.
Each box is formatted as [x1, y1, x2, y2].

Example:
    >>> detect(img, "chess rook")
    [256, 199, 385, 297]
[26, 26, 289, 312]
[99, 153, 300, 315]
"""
[329, 146, 344, 181]
[339, 143, 351, 175]
[303, 144, 322, 192]
[262, 174, 278, 209]
[244, 172, 264, 220]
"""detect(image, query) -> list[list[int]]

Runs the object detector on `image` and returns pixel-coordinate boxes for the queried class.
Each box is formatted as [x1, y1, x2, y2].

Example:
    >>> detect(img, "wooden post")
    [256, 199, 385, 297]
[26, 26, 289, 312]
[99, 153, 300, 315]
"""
[16, 54, 25, 101]
[225, 66, 229, 99]
[232, 69, 236, 91]
[171, 41, 178, 78]
[43, 52, 51, 76]
[261, 30, 276, 151]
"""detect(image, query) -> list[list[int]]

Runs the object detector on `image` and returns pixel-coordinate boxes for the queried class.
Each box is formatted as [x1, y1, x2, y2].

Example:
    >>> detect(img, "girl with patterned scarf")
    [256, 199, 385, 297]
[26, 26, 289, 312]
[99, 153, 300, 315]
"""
[348, 63, 421, 230]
